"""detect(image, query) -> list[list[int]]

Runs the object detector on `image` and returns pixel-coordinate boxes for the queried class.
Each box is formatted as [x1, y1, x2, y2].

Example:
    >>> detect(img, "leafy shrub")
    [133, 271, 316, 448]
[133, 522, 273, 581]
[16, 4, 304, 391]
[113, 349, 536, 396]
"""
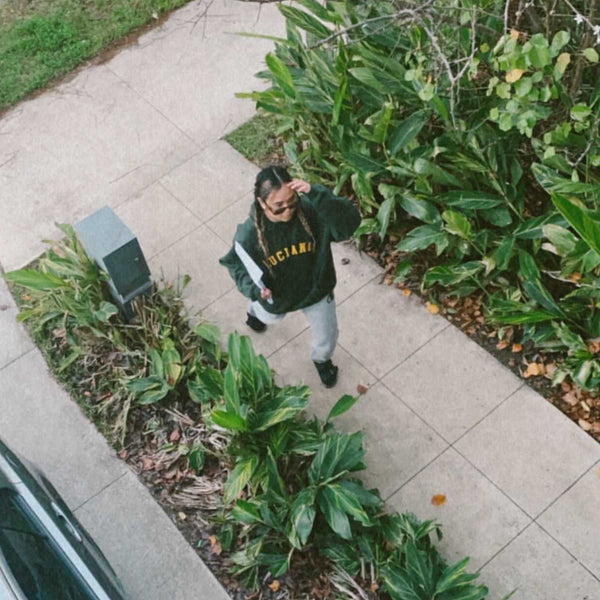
[238, 0, 600, 392]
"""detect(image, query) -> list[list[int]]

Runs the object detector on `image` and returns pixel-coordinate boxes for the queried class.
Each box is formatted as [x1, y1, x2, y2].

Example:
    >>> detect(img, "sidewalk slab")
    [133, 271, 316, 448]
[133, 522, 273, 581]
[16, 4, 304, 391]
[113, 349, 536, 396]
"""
[387, 448, 530, 571]
[75, 470, 229, 600]
[382, 325, 523, 443]
[149, 225, 234, 312]
[0, 276, 34, 369]
[456, 386, 600, 517]
[538, 461, 600, 579]
[479, 523, 600, 600]
[335, 383, 448, 499]
[106, 0, 285, 144]
[267, 332, 378, 421]
[115, 181, 202, 260]
[160, 141, 257, 222]
[331, 243, 381, 304]
[337, 279, 448, 379]
[0, 351, 127, 509]
[200, 286, 309, 359]
[0, 65, 197, 271]
[206, 193, 253, 244]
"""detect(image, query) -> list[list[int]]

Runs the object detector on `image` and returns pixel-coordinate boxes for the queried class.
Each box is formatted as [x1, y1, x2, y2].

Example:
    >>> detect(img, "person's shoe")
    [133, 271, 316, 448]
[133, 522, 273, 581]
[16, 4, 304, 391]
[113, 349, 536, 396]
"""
[246, 312, 266, 332]
[314, 360, 338, 388]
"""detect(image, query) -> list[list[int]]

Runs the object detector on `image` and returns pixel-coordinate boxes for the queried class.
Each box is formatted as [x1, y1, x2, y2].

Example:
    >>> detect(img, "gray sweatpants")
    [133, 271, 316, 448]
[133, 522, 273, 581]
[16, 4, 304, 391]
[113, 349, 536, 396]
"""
[248, 293, 339, 363]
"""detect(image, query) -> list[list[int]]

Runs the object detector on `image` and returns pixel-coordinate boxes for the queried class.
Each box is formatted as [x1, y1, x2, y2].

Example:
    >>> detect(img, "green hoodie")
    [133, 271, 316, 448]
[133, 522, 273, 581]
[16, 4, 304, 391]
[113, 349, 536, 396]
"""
[219, 184, 360, 314]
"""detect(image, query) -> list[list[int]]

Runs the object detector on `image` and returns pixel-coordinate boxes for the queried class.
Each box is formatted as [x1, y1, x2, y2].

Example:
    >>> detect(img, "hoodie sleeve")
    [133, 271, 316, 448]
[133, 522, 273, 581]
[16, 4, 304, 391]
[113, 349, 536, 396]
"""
[306, 184, 361, 242]
[219, 224, 262, 302]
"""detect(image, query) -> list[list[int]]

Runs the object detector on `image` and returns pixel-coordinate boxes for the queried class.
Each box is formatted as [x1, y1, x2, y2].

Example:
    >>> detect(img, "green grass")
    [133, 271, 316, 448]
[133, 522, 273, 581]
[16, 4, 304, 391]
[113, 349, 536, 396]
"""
[0, 0, 192, 111]
[225, 112, 286, 167]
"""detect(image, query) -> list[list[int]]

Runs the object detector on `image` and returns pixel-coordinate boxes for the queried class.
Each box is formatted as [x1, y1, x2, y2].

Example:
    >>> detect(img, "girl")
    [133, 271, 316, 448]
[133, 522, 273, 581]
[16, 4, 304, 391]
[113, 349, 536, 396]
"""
[219, 166, 360, 387]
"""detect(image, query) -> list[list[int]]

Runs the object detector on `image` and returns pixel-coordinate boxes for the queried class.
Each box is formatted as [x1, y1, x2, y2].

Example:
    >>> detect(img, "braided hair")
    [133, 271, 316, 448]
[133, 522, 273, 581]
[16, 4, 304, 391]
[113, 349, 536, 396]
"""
[253, 166, 315, 275]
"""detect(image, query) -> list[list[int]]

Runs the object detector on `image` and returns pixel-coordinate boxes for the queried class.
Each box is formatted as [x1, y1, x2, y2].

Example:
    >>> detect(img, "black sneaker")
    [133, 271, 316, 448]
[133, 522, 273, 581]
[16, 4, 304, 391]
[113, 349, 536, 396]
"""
[246, 312, 266, 333]
[314, 360, 338, 388]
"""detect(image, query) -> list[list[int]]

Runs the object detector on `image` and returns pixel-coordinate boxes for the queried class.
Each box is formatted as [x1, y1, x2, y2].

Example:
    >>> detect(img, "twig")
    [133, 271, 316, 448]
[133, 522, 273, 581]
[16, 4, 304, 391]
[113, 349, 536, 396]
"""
[308, 0, 435, 49]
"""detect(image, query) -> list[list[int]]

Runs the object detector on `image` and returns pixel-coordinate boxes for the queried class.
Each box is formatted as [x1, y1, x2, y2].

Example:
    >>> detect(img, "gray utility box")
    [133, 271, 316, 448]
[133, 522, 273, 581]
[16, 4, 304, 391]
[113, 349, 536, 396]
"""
[75, 206, 152, 320]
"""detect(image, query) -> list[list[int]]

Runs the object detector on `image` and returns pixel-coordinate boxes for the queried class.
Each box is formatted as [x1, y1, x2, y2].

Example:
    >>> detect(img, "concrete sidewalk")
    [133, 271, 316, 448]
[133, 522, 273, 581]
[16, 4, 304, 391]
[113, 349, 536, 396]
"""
[2, 1, 600, 598]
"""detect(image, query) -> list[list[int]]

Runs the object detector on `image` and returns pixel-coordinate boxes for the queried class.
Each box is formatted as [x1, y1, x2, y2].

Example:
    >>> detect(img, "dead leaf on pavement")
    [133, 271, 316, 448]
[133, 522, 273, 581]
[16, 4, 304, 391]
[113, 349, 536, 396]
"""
[401, 288, 412, 297]
[341, 257, 350, 265]
[431, 494, 446, 506]
[269, 580, 280, 592]
[511, 343, 522, 353]
[578, 419, 592, 432]
[496, 340, 509, 350]
[357, 384, 368, 395]
[209, 535, 222, 555]
[426, 302, 440, 314]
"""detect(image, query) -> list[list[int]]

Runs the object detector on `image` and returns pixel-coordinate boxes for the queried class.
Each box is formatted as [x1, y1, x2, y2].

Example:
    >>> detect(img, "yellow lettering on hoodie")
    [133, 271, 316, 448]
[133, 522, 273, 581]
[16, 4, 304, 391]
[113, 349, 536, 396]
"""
[291, 245, 298, 256]
[276, 250, 285, 262]
[284, 247, 290, 258]
[268, 256, 277, 266]
[299, 242, 307, 253]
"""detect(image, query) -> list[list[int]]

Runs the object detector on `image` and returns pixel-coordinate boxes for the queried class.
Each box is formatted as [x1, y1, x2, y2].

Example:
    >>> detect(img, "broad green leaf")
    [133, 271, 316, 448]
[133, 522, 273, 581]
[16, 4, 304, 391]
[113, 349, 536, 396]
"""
[493, 236, 515, 271]
[349, 67, 388, 94]
[481, 207, 512, 227]
[396, 225, 450, 255]
[317, 488, 352, 539]
[250, 394, 309, 432]
[543, 224, 577, 256]
[295, 0, 333, 21]
[223, 364, 241, 414]
[195, 322, 221, 346]
[377, 196, 395, 239]
[343, 151, 386, 174]
[265, 448, 287, 499]
[57, 349, 83, 373]
[266, 53, 296, 99]
[259, 553, 290, 578]
[382, 563, 422, 600]
[188, 445, 205, 474]
[528, 44, 550, 68]
[4, 269, 67, 290]
[571, 103, 591, 122]
[443, 210, 472, 240]
[414, 158, 461, 187]
[289, 488, 316, 547]
[405, 541, 435, 598]
[439, 191, 504, 211]
[399, 192, 441, 225]
[514, 212, 568, 239]
[418, 82, 435, 101]
[551, 31, 570, 56]
[423, 262, 484, 288]
[308, 432, 365, 484]
[224, 455, 259, 504]
[554, 52, 571, 78]
[211, 410, 248, 431]
[492, 310, 557, 324]
[196, 366, 224, 400]
[389, 111, 428, 155]
[584, 48, 599, 63]
[278, 4, 331, 38]
[552, 193, 600, 256]
[327, 394, 358, 421]
[338, 480, 382, 508]
[231, 499, 263, 525]
[93, 301, 118, 322]
[518, 250, 541, 281]
[322, 482, 370, 525]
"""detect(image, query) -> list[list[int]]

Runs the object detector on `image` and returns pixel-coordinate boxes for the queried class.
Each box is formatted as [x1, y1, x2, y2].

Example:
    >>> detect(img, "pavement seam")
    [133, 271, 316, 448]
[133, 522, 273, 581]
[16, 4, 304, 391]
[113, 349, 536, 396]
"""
[72, 470, 129, 513]
[475, 519, 534, 573]
[147, 221, 205, 263]
[535, 457, 600, 522]
[0, 346, 36, 374]
[451, 381, 526, 447]
[105, 64, 202, 149]
[535, 519, 600, 584]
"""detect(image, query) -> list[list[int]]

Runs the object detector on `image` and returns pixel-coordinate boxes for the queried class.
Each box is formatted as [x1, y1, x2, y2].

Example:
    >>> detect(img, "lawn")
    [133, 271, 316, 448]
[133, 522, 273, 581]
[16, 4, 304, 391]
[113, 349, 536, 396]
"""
[0, 0, 193, 112]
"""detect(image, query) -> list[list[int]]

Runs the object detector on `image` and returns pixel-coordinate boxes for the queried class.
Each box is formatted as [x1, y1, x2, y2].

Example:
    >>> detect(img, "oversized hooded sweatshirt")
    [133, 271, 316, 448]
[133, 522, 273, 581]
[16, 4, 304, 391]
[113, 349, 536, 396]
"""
[219, 184, 361, 315]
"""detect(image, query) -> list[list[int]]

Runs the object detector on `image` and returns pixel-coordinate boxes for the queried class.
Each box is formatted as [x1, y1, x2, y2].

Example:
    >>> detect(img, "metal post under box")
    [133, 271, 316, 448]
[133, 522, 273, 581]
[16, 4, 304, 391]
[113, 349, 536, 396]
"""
[75, 206, 153, 320]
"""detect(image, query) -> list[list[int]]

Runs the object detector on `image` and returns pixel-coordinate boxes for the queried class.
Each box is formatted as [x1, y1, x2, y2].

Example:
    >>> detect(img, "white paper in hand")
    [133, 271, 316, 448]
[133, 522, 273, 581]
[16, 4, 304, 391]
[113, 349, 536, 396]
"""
[234, 241, 273, 305]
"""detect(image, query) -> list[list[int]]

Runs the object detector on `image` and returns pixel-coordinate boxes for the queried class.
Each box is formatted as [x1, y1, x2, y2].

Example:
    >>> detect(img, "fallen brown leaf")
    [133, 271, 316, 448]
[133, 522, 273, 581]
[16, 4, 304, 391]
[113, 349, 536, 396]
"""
[118, 450, 128, 460]
[496, 340, 509, 350]
[426, 302, 440, 315]
[141, 457, 154, 471]
[169, 429, 181, 442]
[357, 384, 368, 395]
[431, 494, 446, 506]
[511, 343, 523, 353]
[544, 363, 557, 378]
[178, 512, 187, 521]
[269, 580, 280, 592]
[523, 363, 544, 378]
[562, 391, 579, 406]
[505, 68, 524, 83]
[209, 535, 222, 555]
[371, 583, 379, 593]
[401, 288, 412, 297]
[510, 29, 520, 39]
[578, 419, 592, 431]
[341, 257, 350, 265]
[569, 272, 582, 282]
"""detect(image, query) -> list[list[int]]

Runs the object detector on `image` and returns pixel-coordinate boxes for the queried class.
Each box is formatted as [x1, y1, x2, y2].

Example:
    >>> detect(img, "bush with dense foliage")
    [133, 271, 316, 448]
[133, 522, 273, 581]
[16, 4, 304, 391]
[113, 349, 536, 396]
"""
[238, 0, 600, 392]
[5, 228, 497, 598]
